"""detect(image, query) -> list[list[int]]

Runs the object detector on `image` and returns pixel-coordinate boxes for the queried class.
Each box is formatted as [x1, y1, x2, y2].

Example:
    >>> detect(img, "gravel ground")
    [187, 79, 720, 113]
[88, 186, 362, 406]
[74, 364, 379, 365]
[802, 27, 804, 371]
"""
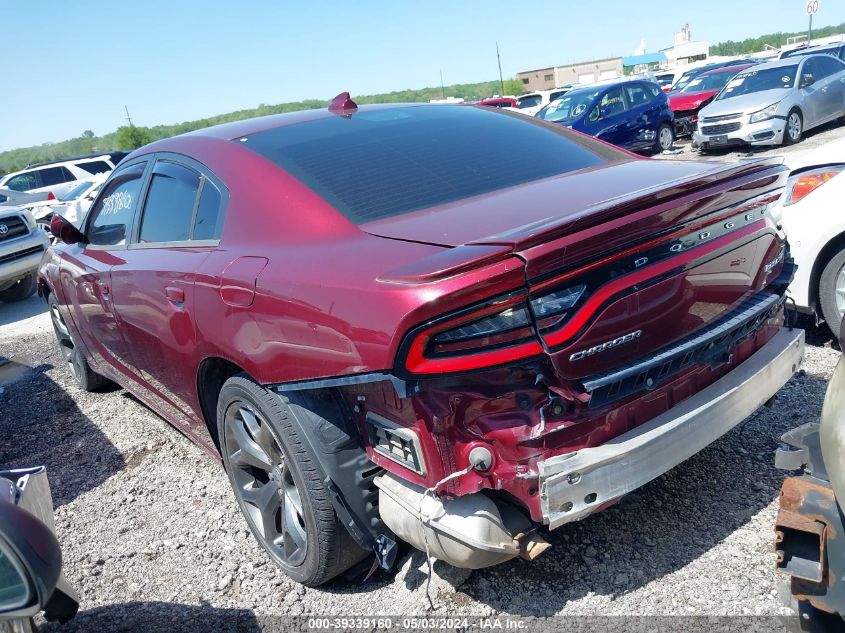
[2, 124, 845, 631]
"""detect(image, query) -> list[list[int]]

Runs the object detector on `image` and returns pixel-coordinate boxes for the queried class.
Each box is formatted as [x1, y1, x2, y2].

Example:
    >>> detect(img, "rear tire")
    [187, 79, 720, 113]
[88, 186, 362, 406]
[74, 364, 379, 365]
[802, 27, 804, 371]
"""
[217, 375, 367, 586]
[818, 248, 845, 338]
[655, 123, 674, 152]
[48, 293, 110, 391]
[0, 272, 36, 302]
[784, 109, 803, 145]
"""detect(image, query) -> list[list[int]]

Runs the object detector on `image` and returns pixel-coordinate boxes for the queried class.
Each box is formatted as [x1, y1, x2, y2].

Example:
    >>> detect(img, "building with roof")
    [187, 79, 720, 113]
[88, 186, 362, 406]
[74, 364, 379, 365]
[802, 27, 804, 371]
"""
[517, 57, 623, 92]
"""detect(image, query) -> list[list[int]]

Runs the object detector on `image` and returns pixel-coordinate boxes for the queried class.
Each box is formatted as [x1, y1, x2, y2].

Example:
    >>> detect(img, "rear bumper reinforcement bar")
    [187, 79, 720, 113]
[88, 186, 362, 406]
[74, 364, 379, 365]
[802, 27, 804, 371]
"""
[539, 326, 804, 529]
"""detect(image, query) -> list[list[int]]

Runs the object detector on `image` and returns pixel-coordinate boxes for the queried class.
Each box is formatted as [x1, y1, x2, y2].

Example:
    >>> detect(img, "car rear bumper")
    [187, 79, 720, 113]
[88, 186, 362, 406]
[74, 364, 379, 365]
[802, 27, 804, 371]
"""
[539, 325, 804, 529]
[693, 116, 786, 148]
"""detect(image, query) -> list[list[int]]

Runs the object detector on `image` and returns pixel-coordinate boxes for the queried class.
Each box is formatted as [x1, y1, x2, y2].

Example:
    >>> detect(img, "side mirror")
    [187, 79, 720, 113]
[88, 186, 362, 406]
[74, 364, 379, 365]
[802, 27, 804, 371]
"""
[801, 74, 815, 89]
[0, 468, 78, 625]
[49, 214, 84, 245]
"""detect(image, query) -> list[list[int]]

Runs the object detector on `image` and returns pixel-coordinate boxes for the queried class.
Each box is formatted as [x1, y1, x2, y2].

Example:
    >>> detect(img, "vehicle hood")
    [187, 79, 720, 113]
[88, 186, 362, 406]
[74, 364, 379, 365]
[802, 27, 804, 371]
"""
[784, 135, 845, 170]
[700, 88, 792, 117]
[361, 158, 776, 248]
[670, 90, 718, 111]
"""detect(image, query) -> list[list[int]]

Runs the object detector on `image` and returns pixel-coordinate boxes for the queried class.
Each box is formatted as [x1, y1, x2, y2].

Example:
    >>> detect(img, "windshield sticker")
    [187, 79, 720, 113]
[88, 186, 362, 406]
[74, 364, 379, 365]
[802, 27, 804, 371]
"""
[782, 75, 792, 84]
[727, 78, 745, 88]
[101, 190, 132, 216]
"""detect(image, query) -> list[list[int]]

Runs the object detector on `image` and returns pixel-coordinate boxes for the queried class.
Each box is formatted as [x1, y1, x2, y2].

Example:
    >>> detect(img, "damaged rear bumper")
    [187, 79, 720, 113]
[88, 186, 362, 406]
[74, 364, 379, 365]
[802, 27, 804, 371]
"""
[539, 326, 804, 529]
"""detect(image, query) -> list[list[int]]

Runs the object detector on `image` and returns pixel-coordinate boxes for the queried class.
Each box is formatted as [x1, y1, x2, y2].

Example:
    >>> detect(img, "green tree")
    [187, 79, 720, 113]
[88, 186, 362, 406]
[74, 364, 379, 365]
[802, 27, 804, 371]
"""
[115, 125, 153, 150]
[503, 78, 524, 96]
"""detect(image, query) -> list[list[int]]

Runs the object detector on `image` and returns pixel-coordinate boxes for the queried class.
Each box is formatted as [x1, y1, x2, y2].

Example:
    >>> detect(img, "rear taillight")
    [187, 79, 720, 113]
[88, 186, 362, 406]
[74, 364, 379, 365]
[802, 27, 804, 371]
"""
[399, 291, 543, 376]
[399, 284, 591, 376]
[784, 166, 845, 206]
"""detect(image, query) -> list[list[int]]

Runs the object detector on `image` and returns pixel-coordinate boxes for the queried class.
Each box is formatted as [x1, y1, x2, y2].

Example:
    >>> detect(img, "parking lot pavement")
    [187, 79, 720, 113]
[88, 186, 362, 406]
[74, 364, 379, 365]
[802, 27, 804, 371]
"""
[3, 127, 845, 628]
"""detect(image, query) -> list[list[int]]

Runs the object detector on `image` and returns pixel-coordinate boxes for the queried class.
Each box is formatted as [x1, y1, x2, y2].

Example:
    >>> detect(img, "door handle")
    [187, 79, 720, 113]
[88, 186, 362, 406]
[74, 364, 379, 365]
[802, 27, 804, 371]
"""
[165, 286, 185, 304]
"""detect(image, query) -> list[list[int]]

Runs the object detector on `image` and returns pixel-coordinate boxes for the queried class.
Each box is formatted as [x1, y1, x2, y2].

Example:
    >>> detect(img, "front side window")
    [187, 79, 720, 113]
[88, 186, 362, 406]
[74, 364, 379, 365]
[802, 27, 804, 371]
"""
[5, 172, 39, 192]
[87, 162, 147, 246]
[139, 162, 200, 243]
[590, 88, 626, 121]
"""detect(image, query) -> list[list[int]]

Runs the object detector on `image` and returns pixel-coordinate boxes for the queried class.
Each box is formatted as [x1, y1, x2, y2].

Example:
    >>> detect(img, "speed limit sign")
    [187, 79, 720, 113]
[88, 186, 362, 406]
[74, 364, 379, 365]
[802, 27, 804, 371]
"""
[807, 0, 820, 15]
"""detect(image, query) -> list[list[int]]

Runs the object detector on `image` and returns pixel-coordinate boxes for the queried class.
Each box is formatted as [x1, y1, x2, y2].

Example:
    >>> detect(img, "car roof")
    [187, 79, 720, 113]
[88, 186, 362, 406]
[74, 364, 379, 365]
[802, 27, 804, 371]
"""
[749, 57, 806, 71]
[699, 63, 755, 76]
[181, 102, 419, 141]
[785, 43, 844, 57]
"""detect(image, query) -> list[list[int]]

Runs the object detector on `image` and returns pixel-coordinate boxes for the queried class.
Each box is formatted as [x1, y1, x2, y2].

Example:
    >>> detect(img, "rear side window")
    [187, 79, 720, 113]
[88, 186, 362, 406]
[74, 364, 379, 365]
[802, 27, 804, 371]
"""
[193, 180, 223, 240]
[87, 162, 147, 246]
[816, 55, 845, 77]
[625, 83, 652, 106]
[139, 162, 200, 243]
[77, 160, 111, 175]
[39, 166, 70, 187]
[240, 105, 615, 224]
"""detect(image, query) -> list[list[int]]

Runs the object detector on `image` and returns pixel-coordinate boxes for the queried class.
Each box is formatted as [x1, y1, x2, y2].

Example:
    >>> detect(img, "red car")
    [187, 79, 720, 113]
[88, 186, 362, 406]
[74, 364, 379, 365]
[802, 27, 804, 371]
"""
[670, 64, 756, 136]
[39, 96, 803, 586]
[478, 97, 518, 108]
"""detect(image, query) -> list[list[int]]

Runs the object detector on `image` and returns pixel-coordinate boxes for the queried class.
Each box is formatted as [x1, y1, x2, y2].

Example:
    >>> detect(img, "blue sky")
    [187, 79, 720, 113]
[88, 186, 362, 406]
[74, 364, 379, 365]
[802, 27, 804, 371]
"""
[2, 1, 844, 151]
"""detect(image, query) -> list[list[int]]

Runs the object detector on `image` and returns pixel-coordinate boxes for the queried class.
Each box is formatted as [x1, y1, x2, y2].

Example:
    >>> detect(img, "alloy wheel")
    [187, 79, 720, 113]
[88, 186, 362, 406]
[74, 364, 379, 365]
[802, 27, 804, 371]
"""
[834, 263, 845, 321]
[658, 126, 673, 151]
[787, 113, 802, 142]
[224, 403, 307, 566]
[50, 302, 83, 384]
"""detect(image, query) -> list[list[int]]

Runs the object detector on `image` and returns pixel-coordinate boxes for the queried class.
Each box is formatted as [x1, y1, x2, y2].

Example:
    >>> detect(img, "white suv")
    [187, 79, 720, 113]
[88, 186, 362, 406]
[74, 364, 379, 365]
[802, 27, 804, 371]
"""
[0, 206, 48, 302]
[0, 152, 126, 202]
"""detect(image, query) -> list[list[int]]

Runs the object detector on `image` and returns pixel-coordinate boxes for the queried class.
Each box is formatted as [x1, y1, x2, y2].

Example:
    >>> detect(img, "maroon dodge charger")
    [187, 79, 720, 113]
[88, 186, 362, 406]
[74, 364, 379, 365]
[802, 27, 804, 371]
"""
[39, 96, 804, 585]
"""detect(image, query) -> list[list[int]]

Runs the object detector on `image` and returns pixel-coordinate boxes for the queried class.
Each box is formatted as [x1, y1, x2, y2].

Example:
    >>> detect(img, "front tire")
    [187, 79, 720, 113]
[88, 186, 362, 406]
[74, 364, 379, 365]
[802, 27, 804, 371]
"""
[655, 123, 674, 152]
[48, 293, 110, 391]
[784, 109, 803, 145]
[818, 248, 845, 338]
[217, 376, 366, 586]
[0, 272, 36, 302]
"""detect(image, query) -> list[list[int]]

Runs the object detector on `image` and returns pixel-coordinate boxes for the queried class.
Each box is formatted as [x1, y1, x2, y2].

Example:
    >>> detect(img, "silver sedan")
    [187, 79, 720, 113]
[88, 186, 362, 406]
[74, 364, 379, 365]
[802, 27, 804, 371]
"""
[693, 55, 845, 150]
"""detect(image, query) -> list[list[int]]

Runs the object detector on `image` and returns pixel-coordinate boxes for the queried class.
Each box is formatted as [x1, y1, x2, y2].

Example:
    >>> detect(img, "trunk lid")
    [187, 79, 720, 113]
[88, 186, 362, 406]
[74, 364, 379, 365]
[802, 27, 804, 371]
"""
[361, 158, 781, 250]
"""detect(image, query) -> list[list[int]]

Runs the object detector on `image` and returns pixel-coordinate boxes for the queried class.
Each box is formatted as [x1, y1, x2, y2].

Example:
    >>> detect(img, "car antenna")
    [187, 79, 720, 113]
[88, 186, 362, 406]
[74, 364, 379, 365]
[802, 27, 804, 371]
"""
[328, 92, 358, 118]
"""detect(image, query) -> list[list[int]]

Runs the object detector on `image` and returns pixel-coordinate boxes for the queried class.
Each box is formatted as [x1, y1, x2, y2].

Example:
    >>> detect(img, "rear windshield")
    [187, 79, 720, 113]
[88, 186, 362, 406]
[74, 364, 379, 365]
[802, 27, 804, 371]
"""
[240, 105, 615, 224]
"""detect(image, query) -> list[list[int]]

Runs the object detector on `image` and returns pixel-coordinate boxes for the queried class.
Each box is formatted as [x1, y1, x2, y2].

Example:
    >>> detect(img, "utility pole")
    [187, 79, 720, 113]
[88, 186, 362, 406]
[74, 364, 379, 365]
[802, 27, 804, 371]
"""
[440, 69, 445, 100]
[496, 42, 505, 95]
[124, 105, 134, 127]
[807, 12, 813, 45]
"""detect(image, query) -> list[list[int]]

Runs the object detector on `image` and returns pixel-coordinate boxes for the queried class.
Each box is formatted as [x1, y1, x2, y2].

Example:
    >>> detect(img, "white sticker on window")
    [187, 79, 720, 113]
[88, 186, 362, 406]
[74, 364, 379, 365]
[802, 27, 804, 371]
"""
[727, 78, 745, 88]
[101, 191, 132, 216]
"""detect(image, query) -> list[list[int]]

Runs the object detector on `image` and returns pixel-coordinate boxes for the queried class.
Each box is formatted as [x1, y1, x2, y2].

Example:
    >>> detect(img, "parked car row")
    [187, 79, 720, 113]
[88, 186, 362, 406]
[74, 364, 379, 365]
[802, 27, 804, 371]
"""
[0, 154, 122, 303]
[502, 50, 845, 155]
